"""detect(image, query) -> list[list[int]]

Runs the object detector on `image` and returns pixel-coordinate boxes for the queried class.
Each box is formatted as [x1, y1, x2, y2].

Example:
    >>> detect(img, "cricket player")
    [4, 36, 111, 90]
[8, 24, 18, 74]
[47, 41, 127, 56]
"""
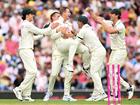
[88, 8, 135, 100]
[13, 8, 58, 101]
[43, 8, 90, 101]
[67, 15, 107, 101]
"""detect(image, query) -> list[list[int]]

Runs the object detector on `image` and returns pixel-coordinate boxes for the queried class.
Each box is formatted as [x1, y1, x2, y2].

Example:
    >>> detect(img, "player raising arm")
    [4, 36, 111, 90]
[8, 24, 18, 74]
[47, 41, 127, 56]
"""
[87, 8, 135, 100]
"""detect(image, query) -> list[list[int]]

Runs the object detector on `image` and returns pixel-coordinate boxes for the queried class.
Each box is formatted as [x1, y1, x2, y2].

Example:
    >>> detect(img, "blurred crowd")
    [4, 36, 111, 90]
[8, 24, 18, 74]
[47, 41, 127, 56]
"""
[0, 0, 140, 92]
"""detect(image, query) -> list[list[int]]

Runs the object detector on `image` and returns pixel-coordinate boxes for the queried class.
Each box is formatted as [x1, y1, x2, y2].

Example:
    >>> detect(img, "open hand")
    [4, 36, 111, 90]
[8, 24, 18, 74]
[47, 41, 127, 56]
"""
[58, 26, 67, 33]
[50, 22, 59, 29]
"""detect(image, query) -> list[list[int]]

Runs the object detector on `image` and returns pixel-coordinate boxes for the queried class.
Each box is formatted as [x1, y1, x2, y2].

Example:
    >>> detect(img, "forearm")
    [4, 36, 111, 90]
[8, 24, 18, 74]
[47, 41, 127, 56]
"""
[101, 22, 111, 32]
[100, 21, 119, 34]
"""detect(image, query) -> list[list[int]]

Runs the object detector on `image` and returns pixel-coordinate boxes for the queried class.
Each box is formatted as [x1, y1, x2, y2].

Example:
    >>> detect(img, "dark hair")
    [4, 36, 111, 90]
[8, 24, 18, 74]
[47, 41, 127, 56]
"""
[22, 8, 36, 20]
[50, 12, 59, 21]
[59, 7, 69, 15]
[111, 9, 121, 19]
[78, 15, 88, 24]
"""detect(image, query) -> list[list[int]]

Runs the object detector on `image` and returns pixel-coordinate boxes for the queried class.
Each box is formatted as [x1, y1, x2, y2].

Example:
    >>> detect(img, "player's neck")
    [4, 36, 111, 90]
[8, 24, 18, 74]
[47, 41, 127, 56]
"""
[63, 18, 67, 22]
[63, 16, 68, 22]
[113, 18, 119, 25]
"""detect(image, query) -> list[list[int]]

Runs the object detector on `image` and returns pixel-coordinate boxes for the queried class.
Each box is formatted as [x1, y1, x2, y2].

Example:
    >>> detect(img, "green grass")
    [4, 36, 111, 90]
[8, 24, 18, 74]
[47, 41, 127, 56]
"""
[0, 99, 140, 105]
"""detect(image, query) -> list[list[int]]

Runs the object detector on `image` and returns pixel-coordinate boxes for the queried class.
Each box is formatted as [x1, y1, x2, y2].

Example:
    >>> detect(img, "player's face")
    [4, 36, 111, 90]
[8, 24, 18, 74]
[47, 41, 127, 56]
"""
[64, 9, 71, 19]
[52, 13, 60, 22]
[27, 14, 34, 22]
[136, 55, 140, 62]
[110, 13, 115, 21]
[78, 21, 83, 29]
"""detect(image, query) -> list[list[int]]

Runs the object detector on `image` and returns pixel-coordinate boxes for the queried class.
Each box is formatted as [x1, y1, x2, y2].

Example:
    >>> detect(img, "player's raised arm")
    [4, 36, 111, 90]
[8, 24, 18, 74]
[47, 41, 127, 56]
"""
[86, 7, 104, 23]
[87, 8, 121, 34]
[100, 20, 119, 34]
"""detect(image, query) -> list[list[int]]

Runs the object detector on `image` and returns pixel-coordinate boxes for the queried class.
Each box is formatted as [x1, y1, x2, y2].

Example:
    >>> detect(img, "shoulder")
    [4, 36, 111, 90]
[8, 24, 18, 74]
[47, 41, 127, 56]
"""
[117, 20, 125, 28]
[116, 21, 125, 31]
[80, 26, 86, 33]
[82, 24, 92, 31]
[22, 20, 31, 27]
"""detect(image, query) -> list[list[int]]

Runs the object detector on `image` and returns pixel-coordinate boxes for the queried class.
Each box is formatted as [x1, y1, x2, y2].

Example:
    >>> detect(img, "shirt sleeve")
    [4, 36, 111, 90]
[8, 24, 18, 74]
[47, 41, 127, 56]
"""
[33, 35, 44, 40]
[25, 22, 52, 36]
[76, 29, 85, 40]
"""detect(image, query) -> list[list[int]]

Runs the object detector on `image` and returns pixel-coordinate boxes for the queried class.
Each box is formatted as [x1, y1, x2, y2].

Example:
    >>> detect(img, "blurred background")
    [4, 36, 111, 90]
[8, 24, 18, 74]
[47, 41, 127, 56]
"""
[0, 0, 140, 98]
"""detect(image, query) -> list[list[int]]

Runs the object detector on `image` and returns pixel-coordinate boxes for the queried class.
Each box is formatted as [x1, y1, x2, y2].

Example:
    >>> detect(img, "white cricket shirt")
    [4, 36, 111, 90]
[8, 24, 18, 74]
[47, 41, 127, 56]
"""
[77, 24, 103, 51]
[110, 20, 126, 50]
[19, 20, 52, 49]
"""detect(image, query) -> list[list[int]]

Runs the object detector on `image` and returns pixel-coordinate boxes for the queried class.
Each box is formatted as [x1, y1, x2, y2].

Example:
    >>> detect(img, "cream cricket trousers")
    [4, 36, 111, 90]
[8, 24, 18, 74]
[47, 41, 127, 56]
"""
[18, 49, 38, 97]
[48, 51, 73, 96]
[90, 47, 106, 94]
[109, 49, 130, 95]
[55, 38, 90, 68]
[48, 39, 90, 96]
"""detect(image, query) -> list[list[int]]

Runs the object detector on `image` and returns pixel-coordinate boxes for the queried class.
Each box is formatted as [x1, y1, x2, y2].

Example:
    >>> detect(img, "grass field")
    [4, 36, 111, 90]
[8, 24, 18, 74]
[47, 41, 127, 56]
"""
[0, 99, 140, 105]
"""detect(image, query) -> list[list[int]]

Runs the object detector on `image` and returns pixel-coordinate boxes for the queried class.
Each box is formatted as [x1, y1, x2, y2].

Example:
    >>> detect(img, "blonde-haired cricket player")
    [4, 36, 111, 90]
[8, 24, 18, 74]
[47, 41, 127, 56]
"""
[43, 8, 90, 101]
[88, 8, 135, 100]
[13, 8, 58, 101]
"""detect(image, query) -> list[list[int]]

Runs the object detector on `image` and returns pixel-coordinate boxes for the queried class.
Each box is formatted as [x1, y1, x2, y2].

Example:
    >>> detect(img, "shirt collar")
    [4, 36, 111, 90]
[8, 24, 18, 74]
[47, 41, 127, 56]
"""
[115, 20, 121, 26]
[24, 20, 34, 23]
[82, 24, 90, 29]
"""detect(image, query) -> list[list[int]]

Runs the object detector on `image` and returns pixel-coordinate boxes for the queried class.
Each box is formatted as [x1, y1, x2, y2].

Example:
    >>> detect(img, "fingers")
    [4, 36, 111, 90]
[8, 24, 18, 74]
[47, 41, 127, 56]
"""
[50, 22, 59, 29]
[85, 7, 93, 14]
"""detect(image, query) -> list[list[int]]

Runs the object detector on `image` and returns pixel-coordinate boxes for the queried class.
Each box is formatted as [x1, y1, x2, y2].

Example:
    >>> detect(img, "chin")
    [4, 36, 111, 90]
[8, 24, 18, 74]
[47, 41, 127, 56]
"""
[111, 18, 114, 21]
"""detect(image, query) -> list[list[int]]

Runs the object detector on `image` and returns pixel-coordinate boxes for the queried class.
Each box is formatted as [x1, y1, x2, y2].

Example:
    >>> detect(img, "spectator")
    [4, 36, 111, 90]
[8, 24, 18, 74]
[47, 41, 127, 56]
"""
[133, 52, 140, 88]
[126, 29, 138, 48]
